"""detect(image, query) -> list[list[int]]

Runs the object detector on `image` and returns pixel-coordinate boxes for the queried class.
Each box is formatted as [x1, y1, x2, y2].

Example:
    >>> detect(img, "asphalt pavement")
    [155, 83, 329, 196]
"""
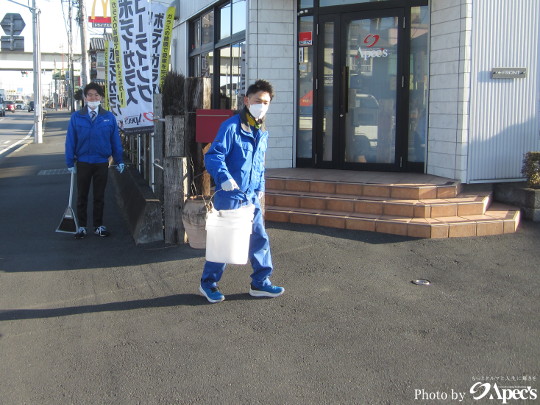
[0, 111, 539, 404]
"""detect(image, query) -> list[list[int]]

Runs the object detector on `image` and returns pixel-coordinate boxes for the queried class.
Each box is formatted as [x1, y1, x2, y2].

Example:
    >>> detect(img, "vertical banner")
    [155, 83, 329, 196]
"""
[105, 40, 123, 126]
[110, 0, 126, 108]
[110, 0, 174, 133]
[148, 3, 175, 94]
[111, 0, 154, 134]
[160, 6, 175, 90]
[104, 40, 110, 111]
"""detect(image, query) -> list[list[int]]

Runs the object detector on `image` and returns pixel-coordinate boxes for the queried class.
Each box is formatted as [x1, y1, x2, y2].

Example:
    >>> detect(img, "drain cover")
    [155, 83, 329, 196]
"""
[412, 279, 431, 286]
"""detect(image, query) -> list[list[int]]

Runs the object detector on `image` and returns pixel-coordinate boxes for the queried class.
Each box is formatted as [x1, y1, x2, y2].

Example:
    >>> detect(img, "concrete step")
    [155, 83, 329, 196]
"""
[264, 175, 520, 239]
[265, 202, 520, 239]
[266, 177, 461, 200]
[265, 190, 492, 218]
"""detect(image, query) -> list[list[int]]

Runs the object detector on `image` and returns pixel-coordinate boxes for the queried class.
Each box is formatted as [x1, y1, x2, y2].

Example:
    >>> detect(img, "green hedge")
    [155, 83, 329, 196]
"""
[522, 152, 540, 189]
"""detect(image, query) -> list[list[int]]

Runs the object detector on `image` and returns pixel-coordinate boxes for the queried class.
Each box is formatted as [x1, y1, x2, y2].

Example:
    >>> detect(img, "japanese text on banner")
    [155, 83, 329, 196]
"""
[105, 40, 123, 126]
[111, 0, 153, 134]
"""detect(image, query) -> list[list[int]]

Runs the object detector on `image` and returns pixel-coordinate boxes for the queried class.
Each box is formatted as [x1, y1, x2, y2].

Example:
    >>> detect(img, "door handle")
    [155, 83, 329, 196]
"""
[341, 66, 349, 115]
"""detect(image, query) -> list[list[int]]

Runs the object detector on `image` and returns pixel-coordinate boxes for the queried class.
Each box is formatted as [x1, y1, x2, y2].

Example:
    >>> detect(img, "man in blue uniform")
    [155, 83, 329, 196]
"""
[200, 80, 284, 303]
[65, 82, 125, 239]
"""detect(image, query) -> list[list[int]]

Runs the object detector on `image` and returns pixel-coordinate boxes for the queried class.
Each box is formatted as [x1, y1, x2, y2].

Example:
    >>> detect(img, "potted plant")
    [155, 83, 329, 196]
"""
[182, 158, 212, 249]
[182, 194, 211, 249]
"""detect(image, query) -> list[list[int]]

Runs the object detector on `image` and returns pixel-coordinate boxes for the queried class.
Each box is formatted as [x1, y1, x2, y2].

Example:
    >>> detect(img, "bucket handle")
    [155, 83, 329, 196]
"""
[208, 189, 251, 214]
[187, 157, 214, 212]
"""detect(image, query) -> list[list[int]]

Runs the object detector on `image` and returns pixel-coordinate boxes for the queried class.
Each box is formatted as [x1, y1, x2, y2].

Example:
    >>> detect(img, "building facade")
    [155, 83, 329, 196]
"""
[89, 34, 113, 87]
[170, 0, 540, 184]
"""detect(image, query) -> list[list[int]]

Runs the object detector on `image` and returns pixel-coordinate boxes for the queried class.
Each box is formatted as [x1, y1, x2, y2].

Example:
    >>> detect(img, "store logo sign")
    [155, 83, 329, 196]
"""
[358, 34, 388, 60]
[363, 34, 379, 47]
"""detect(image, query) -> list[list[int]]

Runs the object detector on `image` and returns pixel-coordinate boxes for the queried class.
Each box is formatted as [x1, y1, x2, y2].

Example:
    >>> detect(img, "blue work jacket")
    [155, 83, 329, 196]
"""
[205, 109, 267, 204]
[65, 106, 123, 168]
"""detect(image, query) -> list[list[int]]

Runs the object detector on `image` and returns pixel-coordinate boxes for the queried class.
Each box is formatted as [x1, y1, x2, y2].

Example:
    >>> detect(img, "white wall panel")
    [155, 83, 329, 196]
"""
[469, 0, 540, 182]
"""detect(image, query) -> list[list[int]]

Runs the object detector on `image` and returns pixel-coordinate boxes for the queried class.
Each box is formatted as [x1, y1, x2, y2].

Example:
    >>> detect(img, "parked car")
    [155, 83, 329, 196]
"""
[5, 100, 15, 113]
[0, 100, 5, 117]
[28, 101, 34, 112]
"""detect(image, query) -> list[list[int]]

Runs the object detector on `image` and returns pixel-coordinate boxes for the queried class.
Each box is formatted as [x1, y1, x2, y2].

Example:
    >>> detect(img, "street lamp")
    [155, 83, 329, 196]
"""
[6, 0, 42, 144]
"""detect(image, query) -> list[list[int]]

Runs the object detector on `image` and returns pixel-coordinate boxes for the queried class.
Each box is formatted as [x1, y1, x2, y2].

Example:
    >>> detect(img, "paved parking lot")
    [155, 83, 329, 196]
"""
[0, 111, 538, 404]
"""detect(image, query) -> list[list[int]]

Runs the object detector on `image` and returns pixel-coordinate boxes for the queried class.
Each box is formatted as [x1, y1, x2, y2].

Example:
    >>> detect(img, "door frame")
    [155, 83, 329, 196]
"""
[315, 8, 411, 171]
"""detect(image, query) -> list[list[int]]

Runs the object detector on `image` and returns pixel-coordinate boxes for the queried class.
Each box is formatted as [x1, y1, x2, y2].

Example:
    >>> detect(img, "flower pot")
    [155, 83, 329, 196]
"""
[182, 197, 211, 249]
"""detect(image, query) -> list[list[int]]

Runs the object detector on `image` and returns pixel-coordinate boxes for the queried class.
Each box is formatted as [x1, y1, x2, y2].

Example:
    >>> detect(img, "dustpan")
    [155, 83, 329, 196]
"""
[56, 171, 79, 234]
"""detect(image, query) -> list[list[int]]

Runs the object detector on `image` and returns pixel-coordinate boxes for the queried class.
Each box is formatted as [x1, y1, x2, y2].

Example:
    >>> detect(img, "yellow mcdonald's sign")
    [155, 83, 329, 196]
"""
[91, 0, 110, 19]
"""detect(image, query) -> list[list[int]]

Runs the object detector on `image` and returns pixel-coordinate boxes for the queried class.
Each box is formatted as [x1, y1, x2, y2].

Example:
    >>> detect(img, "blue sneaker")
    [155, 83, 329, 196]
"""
[249, 284, 285, 298]
[199, 285, 225, 303]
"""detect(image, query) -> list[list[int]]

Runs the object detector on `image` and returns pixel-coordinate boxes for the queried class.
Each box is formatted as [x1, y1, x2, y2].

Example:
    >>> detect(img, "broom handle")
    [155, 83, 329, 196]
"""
[68, 171, 75, 208]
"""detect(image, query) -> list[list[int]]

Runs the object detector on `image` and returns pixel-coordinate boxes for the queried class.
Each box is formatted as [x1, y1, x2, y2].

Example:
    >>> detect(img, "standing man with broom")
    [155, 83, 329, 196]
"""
[199, 79, 285, 303]
[65, 82, 125, 239]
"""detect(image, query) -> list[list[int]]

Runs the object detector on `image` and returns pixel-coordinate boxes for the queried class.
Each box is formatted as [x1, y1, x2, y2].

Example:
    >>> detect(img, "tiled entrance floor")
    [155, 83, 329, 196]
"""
[266, 168, 454, 185]
[264, 168, 520, 239]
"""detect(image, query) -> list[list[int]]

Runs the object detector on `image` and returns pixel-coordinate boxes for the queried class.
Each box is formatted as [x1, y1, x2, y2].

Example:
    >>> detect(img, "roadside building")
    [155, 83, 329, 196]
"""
[89, 34, 113, 87]
[169, 0, 539, 184]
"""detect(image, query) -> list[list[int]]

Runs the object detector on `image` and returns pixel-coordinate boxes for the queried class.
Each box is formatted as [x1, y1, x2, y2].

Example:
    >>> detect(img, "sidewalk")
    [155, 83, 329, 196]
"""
[0, 111, 539, 404]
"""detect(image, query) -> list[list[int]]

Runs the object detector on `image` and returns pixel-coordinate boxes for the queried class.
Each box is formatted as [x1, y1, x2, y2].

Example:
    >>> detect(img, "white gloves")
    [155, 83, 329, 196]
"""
[221, 178, 239, 191]
[68, 166, 76, 174]
[116, 163, 125, 174]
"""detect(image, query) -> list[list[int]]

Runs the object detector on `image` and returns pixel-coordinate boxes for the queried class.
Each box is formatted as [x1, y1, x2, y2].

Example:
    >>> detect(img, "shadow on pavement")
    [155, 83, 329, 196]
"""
[0, 292, 262, 321]
[267, 221, 418, 244]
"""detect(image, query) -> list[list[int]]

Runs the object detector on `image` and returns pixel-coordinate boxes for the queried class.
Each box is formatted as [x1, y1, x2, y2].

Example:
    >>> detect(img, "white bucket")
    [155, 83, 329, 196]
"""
[205, 203, 255, 264]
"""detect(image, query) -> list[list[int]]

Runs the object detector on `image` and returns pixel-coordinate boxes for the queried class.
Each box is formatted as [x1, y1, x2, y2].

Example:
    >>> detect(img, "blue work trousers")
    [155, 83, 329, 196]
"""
[201, 194, 273, 289]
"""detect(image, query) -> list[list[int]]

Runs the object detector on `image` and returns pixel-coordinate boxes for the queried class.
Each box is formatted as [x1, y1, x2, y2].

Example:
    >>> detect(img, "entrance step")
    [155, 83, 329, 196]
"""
[264, 176, 520, 239]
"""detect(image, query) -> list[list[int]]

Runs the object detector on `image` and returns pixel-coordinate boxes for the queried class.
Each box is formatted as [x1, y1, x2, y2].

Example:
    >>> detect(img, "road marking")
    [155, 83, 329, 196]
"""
[38, 168, 70, 175]
[0, 127, 34, 155]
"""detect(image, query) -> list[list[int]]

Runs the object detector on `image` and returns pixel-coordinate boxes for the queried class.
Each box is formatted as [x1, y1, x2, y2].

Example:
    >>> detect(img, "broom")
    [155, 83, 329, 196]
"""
[56, 170, 79, 234]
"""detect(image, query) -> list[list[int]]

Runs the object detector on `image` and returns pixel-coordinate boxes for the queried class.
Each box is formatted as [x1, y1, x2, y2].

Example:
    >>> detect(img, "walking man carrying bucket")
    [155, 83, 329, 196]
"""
[199, 80, 284, 303]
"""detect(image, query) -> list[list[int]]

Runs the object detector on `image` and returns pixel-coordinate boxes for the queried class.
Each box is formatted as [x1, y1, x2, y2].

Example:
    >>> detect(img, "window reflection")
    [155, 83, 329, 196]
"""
[232, 0, 246, 34]
[322, 22, 334, 162]
[194, 19, 201, 49]
[202, 11, 214, 45]
[202, 51, 213, 78]
[219, 42, 245, 109]
[220, 3, 231, 40]
[297, 16, 314, 159]
[345, 17, 398, 164]
[189, 2, 246, 109]
[321, 0, 386, 6]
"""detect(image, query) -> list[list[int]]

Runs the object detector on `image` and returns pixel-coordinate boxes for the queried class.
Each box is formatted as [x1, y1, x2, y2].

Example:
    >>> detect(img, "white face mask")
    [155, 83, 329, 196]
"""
[87, 101, 101, 109]
[248, 103, 269, 120]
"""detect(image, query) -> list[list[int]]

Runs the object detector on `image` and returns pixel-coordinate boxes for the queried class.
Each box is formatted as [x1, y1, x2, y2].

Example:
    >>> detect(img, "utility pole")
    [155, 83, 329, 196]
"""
[32, 0, 42, 143]
[68, 0, 75, 112]
[6, 0, 42, 143]
[78, 0, 89, 88]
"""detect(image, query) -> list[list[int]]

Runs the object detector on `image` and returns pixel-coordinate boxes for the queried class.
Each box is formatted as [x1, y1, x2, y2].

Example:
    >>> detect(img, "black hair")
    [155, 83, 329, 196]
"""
[84, 82, 104, 97]
[246, 79, 274, 100]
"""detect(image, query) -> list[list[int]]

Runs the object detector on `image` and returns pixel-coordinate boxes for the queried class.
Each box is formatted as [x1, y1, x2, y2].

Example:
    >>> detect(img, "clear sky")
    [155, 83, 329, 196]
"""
[2, 0, 83, 54]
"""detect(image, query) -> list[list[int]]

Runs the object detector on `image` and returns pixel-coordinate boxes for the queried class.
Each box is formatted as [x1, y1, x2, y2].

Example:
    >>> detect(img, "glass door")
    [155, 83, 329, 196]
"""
[316, 10, 406, 170]
[317, 15, 337, 166]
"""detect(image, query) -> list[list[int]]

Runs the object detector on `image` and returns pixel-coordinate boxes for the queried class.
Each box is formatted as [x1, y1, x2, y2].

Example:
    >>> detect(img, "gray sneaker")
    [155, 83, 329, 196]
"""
[94, 226, 110, 237]
[74, 227, 87, 239]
